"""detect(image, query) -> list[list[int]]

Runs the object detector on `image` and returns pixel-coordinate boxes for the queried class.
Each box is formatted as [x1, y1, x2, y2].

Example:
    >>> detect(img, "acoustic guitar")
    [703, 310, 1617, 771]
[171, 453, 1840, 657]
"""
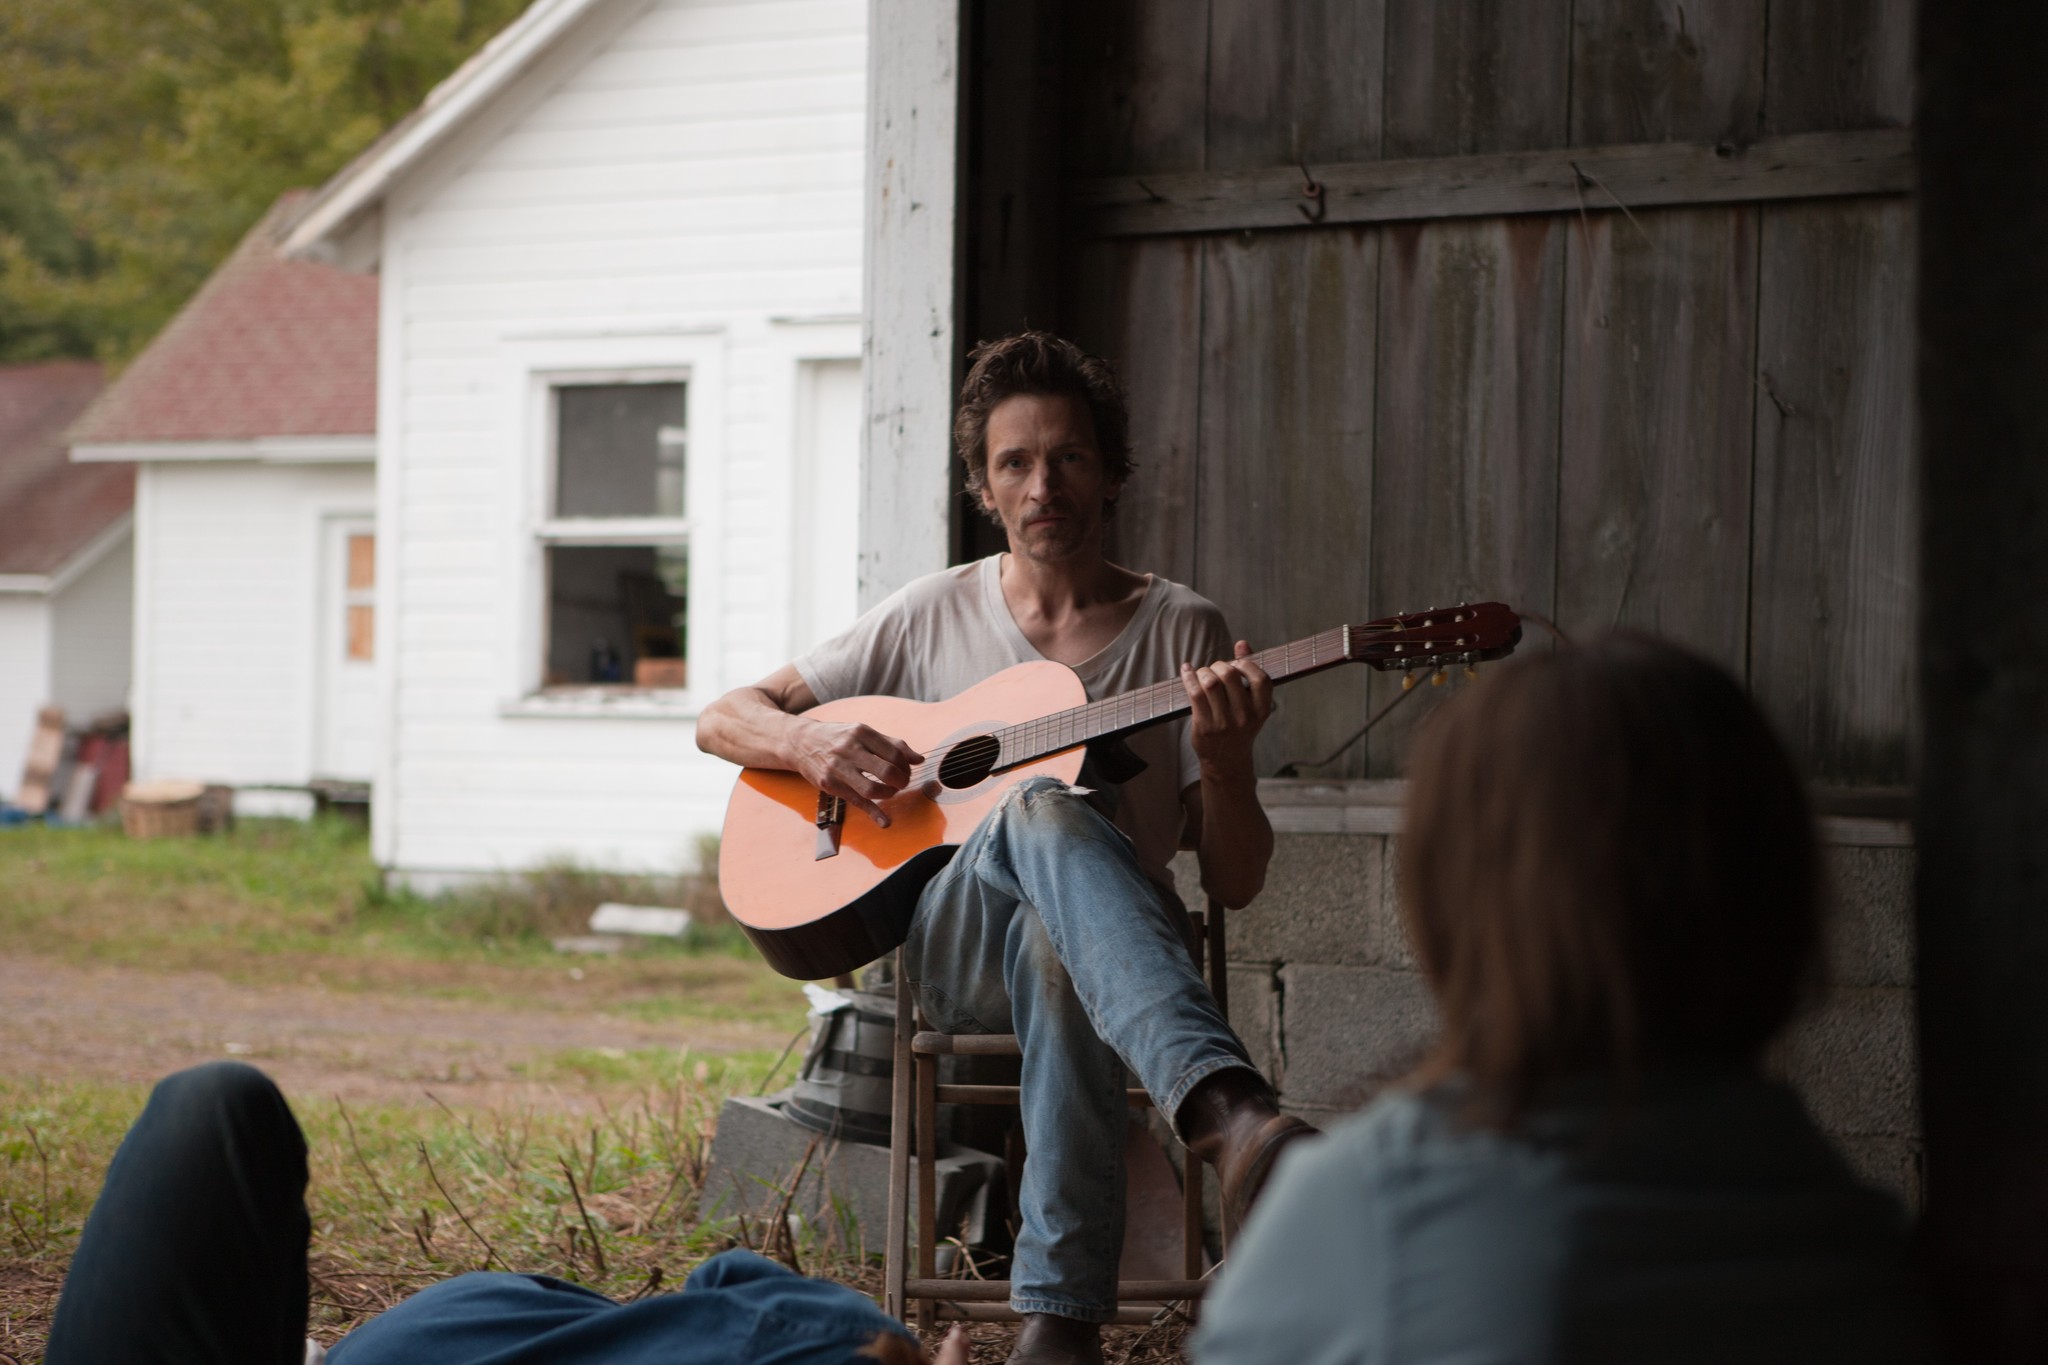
[720, 603, 1523, 979]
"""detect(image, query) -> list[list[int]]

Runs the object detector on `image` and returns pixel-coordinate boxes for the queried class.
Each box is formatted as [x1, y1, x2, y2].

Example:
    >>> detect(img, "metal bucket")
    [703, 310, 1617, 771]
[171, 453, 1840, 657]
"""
[783, 989, 897, 1145]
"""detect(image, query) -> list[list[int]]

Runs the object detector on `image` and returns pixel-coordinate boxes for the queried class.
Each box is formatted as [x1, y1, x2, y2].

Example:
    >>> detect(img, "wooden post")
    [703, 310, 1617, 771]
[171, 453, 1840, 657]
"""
[884, 949, 914, 1320]
[1916, 3, 2048, 1356]
[860, 0, 964, 610]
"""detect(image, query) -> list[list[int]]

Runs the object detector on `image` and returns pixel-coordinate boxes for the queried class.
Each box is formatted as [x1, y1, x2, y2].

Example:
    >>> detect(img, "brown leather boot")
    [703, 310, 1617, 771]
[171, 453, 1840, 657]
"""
[1177, 1068, 1320, 1224]
[1006, 1312, 1103, 1365]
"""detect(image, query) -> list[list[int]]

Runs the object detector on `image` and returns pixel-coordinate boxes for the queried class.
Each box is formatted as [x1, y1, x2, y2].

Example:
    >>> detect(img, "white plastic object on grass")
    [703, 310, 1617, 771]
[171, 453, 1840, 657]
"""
[588, 903, 692, 937]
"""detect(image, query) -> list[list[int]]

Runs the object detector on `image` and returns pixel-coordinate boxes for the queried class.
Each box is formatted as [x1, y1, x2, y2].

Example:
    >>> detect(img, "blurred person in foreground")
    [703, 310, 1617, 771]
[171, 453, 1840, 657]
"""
[43, 1062, 966, 1365]
[1195, 633, 1937, 1365]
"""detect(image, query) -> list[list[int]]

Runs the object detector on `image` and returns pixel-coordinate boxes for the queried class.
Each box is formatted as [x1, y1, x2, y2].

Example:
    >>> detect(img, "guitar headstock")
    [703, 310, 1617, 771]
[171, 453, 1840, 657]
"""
[1344, 602, 1523, 673]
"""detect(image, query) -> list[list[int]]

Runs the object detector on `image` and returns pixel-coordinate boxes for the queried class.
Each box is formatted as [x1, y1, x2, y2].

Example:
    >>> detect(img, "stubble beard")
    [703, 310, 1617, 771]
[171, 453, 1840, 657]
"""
[1012, 509, 1096, 565]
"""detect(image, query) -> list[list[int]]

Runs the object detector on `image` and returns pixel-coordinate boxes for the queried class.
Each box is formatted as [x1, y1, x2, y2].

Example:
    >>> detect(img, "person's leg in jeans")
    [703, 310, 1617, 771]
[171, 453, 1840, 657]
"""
[46, 1061, 310, 1365]
[904, 777, 1261, 1322]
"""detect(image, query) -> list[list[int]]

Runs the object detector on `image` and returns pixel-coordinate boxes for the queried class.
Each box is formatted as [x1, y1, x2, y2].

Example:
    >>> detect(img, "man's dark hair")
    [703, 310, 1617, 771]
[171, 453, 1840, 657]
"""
[1399, 633, 1821, 1127]
[953, 331, 1135, 510]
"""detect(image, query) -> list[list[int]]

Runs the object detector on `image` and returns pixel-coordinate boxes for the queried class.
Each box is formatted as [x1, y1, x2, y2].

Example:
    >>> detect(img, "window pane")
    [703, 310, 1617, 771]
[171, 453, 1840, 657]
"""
[544, 545, 688, 685]
[554, 383, 687, 518]
[346, 605, 374, 662]
[346, 533, 375, 590]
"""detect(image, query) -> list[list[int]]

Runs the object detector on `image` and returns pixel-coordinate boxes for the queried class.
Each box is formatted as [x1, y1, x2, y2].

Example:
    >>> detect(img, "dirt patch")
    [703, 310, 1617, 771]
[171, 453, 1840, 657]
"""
[0, 953, 793, 1111]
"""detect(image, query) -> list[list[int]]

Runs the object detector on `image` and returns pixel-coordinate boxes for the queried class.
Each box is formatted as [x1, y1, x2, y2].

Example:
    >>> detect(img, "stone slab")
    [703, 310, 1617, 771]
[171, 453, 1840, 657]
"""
[705, 1092, 1002, 1258]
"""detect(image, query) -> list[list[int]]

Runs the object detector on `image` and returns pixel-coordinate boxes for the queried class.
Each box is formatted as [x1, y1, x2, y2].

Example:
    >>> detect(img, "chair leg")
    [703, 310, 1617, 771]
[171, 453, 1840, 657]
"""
[885, 950, 913, 1321]
[915, 997, 939, 1334]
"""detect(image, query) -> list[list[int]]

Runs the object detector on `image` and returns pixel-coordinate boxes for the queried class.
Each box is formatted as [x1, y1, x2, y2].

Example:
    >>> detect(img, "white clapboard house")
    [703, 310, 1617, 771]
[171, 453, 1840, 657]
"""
[68, 194, 381, 809]
[283, 0, 867, 884]
[0, 361, 129, 796]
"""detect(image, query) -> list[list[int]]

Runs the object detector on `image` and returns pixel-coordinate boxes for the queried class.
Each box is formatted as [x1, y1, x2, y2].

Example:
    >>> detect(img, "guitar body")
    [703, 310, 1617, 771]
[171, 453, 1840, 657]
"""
[719, 602, 1523, 980]
[720, 659, 1088, 980]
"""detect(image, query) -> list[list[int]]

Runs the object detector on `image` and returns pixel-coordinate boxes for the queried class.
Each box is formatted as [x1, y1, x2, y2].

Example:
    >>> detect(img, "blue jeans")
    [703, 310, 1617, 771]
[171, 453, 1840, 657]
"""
[330, 1255, 908, 1365]
[903, 777, 1258, 1322]
[46, 1062, 310, 1365]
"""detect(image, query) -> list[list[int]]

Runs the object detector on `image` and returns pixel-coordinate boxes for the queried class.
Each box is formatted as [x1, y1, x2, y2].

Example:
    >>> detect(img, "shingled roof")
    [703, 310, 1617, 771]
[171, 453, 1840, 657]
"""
[69, 192, 377, 446]
[0, 360, 123, 578]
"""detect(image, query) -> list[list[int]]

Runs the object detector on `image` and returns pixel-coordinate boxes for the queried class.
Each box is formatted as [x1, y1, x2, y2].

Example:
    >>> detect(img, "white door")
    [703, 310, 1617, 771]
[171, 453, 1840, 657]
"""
[790, 358, 863, 655]
[316, 517, 378, 781]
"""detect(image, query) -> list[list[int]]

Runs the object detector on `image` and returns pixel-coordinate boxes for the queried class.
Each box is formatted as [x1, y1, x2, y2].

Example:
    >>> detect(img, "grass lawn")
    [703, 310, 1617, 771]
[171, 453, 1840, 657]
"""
[0, 818, 806, 1028]
[0, 1068, 865, 1351]
[0, 818, 848, 1357]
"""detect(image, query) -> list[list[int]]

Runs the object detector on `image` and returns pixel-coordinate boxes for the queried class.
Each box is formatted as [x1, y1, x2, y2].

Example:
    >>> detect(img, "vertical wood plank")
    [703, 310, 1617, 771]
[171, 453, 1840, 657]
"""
[1764, 0, 1914, 134]
[1557, 206, 1758, 672]
[1748, 0, 1916, 782]
[1069, 238, 1204, 588]
[1383, 0, 1572, 157]
[1367, 218, 1566, 775]
[1570, 0, 1765, 144]
[1206, 0, 1386, 169]
[1198, 228, 1378, 778]
[1066, 0, 1211, 177]
[1749, 199, 1915, 782]
[1366, 1, 1572, 776]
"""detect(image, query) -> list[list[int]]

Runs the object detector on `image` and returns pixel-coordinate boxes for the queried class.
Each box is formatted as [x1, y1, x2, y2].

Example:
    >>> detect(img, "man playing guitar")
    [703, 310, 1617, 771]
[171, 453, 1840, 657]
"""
[697, 332, 1314, 1365]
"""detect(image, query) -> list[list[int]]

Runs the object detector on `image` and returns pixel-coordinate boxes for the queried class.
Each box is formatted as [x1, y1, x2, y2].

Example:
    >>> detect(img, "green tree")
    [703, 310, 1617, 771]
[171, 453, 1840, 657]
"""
[0, 0, 528, 364]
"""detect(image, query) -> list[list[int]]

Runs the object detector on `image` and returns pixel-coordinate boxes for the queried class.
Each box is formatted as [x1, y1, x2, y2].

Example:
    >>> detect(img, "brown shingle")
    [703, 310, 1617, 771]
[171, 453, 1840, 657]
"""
[0, 359, 125, 577]
[69, 191, 377, 445]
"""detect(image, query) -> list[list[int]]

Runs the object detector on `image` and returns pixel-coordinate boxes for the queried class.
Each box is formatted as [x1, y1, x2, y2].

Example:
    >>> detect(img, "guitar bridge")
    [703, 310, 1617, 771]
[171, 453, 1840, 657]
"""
[814, 792, 846, 860]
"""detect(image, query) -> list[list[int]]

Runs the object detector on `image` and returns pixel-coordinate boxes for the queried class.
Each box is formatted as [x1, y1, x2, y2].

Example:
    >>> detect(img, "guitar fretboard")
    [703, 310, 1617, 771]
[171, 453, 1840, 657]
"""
[991, 625, 1359, 771]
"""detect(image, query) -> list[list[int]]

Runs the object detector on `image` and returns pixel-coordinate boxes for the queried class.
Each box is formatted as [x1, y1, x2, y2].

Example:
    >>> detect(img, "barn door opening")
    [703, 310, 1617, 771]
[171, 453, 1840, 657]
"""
[316, 515, 377, 782]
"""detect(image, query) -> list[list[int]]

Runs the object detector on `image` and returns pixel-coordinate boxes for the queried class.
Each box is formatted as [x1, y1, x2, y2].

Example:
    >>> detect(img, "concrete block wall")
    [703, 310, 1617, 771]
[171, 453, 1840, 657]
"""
[1176, 832, 1922, 1206]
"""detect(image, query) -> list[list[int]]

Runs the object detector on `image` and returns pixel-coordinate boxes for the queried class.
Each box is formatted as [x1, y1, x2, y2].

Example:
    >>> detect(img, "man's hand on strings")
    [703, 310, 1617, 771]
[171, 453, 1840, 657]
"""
[794, 718, 924, 828]
[1183, 640, 1274, 781]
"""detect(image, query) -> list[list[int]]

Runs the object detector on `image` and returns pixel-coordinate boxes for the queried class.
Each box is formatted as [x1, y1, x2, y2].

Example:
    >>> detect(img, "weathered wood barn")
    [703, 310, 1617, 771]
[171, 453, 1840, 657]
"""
[858, 0, 1920, 1198]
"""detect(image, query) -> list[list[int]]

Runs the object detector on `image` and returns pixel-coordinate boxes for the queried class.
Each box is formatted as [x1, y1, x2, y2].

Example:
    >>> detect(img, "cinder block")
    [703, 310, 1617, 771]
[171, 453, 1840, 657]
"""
[1822, 847, 1915, 988]
[1771, 986, 1919, 1139]
[1225, 962, 1281, 1084]
[705, 1093, 1003, 1257]
[1378, 836, 1418, 971]
[1279, 1102, 1356, 1132]
[1278, 964, 1439, 1110]
[1828, 1134, 1922, 1211]
[1224, 835, 1390, 967]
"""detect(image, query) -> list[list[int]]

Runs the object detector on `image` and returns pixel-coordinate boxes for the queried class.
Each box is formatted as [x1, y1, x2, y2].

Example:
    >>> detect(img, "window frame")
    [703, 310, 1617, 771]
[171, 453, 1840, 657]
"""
[498, 333, 726, 718]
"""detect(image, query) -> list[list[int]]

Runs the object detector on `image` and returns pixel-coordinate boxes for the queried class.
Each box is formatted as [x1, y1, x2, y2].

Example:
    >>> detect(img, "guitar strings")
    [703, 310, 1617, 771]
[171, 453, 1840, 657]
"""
[899, 625, 1389, 787]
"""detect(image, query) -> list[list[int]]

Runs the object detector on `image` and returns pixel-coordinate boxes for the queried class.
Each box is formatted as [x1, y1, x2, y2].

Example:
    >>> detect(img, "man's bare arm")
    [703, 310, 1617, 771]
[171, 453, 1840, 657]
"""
[696, 663, 923, 828]
[1180, 642, 1276, 908]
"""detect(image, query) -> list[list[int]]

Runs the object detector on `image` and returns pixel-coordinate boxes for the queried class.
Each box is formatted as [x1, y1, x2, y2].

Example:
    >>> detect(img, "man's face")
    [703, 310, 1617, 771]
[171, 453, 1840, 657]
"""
[979, 393, 1123, 565]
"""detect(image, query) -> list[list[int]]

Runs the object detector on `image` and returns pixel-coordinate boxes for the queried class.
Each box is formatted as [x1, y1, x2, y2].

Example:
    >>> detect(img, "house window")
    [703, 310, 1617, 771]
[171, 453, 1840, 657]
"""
[540, 382, 690, 688]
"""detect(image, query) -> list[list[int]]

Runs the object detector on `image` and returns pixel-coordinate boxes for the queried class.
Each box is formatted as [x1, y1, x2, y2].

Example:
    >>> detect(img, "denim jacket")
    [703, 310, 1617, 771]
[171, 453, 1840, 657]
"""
[1195, 1071, 1936, 1365]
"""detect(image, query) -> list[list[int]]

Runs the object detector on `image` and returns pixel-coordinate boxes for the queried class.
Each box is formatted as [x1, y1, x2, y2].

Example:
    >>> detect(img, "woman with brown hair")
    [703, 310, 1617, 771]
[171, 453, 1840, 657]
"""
[1193, 634, 1935, 1364]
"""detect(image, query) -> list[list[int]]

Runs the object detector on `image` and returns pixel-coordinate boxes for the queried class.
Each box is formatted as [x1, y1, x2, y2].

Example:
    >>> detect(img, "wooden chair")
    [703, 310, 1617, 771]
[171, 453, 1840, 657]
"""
[882, 897, 1231, 1330]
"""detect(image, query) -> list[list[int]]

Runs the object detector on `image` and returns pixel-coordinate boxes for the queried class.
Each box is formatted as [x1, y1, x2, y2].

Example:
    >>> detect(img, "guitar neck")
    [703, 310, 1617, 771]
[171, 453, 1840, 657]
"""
[993, 626, 1358, 771]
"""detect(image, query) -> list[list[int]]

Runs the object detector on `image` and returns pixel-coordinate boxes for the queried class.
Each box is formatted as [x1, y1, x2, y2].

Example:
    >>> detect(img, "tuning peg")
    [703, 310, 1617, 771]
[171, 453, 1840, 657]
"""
[1431, 669, 1447, 687]
[1463, 665, 1478, 680]
[1401, 672, 1418, 691]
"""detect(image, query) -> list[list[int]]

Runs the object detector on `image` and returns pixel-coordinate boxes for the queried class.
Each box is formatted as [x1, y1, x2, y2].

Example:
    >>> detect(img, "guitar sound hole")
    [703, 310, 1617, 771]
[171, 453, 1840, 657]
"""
[937, 734, 1001, 789]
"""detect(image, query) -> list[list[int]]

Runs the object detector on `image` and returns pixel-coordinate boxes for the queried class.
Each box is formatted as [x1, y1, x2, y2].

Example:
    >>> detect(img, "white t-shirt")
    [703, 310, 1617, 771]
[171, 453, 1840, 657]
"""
[793, 554, 1234, 887]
